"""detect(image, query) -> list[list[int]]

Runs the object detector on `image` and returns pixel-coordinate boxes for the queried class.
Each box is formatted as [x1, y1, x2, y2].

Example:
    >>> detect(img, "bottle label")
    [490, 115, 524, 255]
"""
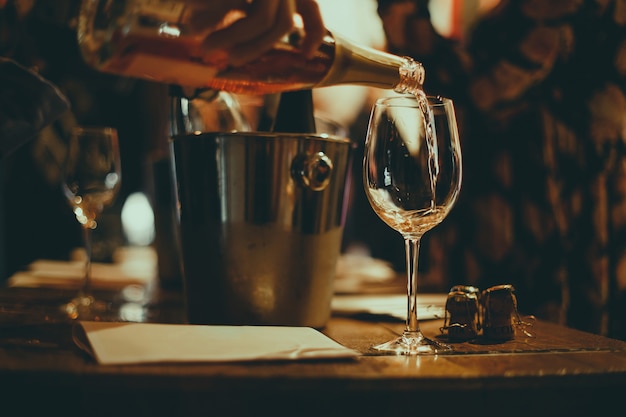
[122, 53, 218, 85]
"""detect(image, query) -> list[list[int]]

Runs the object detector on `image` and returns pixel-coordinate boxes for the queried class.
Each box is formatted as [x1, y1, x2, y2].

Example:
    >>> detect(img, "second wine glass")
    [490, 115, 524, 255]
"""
[62, 126, 122, 320]
[363, 95, 462, 354]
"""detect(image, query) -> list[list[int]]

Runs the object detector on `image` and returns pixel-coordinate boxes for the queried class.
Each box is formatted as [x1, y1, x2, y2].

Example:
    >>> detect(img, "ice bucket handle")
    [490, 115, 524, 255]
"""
[291, 151, 334, 191]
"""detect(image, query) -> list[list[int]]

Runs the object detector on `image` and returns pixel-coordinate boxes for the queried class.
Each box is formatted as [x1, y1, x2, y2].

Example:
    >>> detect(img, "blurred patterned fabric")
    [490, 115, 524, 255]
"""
[374, 0, 626, 340]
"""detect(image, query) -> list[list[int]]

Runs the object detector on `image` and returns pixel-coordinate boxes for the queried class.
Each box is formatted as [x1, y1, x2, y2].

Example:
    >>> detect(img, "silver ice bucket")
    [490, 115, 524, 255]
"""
[171, 132, 353, 328]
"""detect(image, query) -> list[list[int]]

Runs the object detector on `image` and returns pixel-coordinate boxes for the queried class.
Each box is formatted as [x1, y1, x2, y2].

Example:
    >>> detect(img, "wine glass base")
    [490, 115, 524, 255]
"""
[62, 294, 111, 321]
[373, 331, 452, 355]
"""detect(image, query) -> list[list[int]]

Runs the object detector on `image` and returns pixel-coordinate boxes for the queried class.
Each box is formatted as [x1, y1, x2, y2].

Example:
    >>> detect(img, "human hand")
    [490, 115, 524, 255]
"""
[197, 0, 325, 67]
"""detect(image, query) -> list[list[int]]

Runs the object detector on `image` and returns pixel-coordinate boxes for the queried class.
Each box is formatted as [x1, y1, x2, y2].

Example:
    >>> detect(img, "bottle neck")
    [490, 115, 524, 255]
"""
[315, 33, 424, 93]
[394, 58, 425, 95]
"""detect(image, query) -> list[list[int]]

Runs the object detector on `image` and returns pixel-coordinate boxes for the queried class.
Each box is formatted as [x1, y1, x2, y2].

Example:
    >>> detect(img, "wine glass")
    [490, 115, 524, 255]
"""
[61, 126, 122, 320]
[363, 95, 462, 354]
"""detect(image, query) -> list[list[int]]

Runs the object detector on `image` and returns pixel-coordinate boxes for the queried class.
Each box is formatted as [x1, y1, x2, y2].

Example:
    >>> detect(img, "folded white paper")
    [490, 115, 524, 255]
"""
[78, 321, 360, 365]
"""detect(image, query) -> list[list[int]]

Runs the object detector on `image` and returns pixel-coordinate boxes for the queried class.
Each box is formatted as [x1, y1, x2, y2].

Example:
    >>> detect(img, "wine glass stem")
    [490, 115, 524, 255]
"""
[80, 225, 93, 299]
[405, 237, 423, 334]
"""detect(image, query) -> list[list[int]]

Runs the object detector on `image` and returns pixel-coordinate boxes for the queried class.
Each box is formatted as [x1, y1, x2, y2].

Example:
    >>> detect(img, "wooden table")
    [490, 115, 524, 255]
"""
[1, 286, 626, 417]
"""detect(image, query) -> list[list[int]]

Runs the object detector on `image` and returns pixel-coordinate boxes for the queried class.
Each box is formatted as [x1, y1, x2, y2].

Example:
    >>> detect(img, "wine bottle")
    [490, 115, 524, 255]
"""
[77, 0, 425, 95]
[271, 90, 317, 134]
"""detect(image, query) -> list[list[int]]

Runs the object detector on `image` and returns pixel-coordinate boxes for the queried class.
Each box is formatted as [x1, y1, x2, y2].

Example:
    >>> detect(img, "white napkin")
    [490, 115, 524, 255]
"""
[7, 247, 156, 289]
[333, 252, 397, 293]
[331, 293, 446, 321]
[77, 321, 359, 365]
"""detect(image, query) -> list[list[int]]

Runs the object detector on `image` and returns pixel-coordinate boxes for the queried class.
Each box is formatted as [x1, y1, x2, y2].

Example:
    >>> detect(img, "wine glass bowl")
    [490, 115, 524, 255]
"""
[62, 126, 121, 320]
[363, 95, 462, 354]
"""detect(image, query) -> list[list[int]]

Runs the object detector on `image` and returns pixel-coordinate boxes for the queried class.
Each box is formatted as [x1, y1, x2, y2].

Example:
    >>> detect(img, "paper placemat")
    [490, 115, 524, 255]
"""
[76, 321, 359, 365]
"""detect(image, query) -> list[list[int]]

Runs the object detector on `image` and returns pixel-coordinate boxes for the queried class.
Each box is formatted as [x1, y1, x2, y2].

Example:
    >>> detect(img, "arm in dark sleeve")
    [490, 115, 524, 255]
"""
[0, 57, 70, 158]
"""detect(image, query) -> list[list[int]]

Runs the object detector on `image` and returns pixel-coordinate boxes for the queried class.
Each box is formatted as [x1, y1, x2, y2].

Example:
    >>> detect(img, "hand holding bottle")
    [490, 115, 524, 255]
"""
[193, 0, 325, 66]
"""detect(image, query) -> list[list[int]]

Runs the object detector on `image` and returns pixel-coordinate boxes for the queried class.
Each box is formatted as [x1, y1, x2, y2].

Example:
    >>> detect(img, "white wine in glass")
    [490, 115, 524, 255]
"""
[364, 95, 462, 354]
[62, 126, 121, 320]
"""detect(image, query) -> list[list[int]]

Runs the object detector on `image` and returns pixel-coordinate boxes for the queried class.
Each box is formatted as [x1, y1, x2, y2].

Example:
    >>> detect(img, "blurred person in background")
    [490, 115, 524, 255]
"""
[0, 0, 322, 282]
[0, 0, 328, 283]
[374, 0, 626, 340]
